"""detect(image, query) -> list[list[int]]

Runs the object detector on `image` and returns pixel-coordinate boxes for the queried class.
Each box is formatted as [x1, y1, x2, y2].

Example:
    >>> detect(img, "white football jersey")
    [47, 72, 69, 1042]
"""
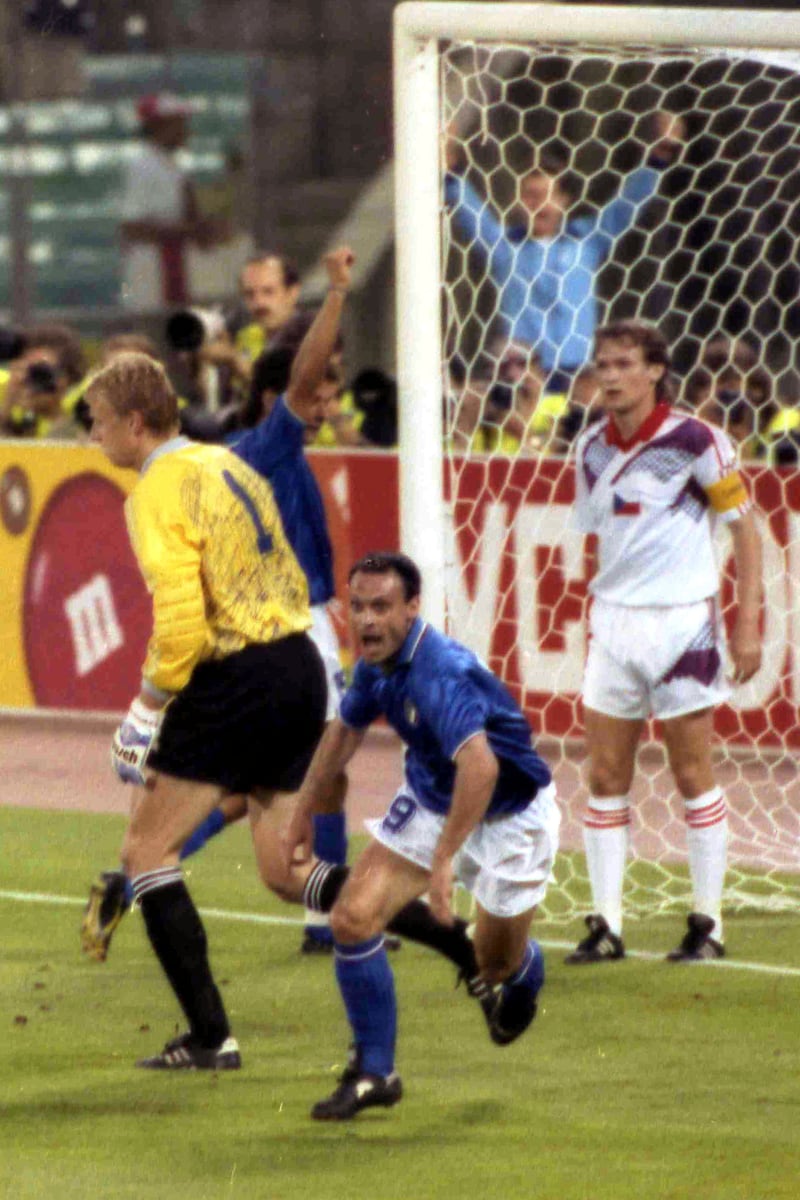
[574, 404, 750, 606]
[120, 142, 186, 310]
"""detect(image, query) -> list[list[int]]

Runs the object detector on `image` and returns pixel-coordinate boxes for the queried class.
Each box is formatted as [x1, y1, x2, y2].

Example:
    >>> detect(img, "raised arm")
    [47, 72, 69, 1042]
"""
[286, 246, 353, 420]
[591, 111, 685, 247]
[444, 130, 512, 273]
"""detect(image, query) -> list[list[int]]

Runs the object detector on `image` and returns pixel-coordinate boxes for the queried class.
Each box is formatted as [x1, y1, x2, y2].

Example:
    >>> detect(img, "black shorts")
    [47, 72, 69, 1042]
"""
[148, 633, 327, 793]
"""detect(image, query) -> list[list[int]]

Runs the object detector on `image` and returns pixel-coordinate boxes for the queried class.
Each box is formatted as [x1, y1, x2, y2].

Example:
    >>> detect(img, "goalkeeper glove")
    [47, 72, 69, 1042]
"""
[111, 697, 163, 786]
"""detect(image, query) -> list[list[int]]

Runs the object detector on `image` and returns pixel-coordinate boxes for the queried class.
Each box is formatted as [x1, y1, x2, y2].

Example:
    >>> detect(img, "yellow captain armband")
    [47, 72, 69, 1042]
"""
[705, 471, 749, 513]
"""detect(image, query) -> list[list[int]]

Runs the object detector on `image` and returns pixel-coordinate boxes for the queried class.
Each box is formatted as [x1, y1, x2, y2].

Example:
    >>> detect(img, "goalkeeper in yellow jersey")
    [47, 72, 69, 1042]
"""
[85, 350, 329, 1070]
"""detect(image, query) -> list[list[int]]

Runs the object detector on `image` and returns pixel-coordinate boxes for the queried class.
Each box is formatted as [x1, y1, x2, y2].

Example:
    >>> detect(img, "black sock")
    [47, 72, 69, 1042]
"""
[303, 862, 478, 976]
[302, 861, 350, 912]
[139, 881, 230, 1048]
[388, 905, 478, 975]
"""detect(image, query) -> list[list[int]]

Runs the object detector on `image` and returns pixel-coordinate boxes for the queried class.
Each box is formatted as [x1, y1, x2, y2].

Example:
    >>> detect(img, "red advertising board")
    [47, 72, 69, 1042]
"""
[3, 444, 798, 748]
[446, 457, 800, 747]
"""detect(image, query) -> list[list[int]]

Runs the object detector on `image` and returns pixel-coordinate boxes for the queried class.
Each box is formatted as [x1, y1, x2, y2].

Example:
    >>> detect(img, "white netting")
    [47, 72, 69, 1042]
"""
[437, 34, 800, 921]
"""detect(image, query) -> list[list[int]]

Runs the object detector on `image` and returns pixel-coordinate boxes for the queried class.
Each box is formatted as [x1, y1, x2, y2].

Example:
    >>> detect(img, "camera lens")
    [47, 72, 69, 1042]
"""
[0, 326, 25, 362]
[25, 362, 60, 394]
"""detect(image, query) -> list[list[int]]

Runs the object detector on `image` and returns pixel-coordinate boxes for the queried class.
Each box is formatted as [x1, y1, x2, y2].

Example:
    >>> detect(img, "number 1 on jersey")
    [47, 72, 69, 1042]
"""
[223, 469, 273, 554]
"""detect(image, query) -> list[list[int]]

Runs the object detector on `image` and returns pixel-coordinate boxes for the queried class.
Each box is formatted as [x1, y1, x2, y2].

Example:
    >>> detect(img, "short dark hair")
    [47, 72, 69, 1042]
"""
[243, 345, 294, 426]
[702, 334, 759, 375]
[594, 319, 673, 403]
[348, 552, 422, 601]
[242, 252, 300, 290]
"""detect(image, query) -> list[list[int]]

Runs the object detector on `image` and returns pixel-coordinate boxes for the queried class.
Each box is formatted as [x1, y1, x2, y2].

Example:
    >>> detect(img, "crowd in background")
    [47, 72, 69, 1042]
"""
[445, 331, 800, 466]
[1, 90, 799, 466]
[2, 307, 800, 467]
[0, 250, 399, 454]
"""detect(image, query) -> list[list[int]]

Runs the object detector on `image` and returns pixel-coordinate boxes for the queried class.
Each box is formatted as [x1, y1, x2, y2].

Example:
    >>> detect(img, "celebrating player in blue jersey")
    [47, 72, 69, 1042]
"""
[283, 552, 561, 1120]
[230, 247, 352, 953]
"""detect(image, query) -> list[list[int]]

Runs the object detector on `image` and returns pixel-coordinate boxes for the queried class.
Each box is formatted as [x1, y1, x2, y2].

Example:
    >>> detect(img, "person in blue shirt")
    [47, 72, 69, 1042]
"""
[283, 551, 561, 1120]
[445, 112, 684, 385]
[231, 261, 351, 954]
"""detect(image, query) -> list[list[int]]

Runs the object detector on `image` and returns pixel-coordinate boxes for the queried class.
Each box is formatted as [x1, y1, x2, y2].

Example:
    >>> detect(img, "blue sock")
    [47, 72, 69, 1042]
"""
[334, 936, 396, 1078]
[502, 939, 545, 1001]
[123, 875, 134, 908]
[313, 812, 347, 865]
[305, 813, 347, 942]
[179, 808, 226, 861]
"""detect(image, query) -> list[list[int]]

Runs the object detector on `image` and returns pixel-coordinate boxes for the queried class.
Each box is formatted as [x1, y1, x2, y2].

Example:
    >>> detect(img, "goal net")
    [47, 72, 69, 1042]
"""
[394, 3, 800, 923]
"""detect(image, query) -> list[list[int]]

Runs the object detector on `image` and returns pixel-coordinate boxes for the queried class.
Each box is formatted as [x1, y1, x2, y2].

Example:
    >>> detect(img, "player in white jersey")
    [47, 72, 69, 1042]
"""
[566, 320, 763, 964]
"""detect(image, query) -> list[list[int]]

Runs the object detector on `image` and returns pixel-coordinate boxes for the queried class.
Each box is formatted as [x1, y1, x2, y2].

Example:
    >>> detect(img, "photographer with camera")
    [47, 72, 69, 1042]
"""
[0, 323, 87, 439]
[166, 253, 302, 409]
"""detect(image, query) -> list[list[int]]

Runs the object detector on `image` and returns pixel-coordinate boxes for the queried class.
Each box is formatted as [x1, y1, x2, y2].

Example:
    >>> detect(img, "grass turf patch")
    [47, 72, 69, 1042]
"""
[0, 806, 798, 1199]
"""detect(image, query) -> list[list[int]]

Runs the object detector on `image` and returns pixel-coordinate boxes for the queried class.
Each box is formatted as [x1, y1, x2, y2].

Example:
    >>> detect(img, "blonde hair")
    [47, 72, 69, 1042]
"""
[86, 352, 178, 433]
[101, 333, 162, 364]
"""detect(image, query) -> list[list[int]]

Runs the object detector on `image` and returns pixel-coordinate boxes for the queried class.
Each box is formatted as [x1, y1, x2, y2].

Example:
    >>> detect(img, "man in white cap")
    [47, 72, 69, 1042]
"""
[120, 93, 225, 311]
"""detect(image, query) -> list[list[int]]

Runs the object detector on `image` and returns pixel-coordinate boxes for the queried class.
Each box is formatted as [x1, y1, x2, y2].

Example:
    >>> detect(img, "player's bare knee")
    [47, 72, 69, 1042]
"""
[260, 859, 303, 904]
[121, 829, 165, 878]
[588, 759, 630, 796]
[330, 895, 379, 944]
[674, 764, 713, 800]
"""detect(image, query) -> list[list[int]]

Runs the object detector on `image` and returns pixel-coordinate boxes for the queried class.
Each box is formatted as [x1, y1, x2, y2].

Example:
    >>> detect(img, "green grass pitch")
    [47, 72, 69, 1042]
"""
[1, 805, 798, 1200]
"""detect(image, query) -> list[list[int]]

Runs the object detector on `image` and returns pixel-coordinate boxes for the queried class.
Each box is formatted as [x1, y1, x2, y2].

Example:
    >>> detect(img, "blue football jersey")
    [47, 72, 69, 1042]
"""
[231, 395, 335, 606]
[340, 618, 551, 815]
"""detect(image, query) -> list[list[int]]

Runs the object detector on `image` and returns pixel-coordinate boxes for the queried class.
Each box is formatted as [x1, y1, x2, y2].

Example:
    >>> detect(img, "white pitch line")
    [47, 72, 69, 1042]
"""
[0, 889, 305, 927]
[538, 937, 800, 978]
[1, 889, 799, 979]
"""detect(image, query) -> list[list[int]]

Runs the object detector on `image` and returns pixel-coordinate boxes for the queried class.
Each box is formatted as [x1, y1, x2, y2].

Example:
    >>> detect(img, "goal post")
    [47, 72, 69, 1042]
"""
[394, 2, 800, 608]
[394, 23, 447, 625]
[392, 2, 800, 921]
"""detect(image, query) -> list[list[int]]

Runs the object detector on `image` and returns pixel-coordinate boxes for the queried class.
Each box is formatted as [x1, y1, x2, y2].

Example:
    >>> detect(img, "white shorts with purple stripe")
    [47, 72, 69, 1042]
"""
[366, 782, 560, 918]
[583, 597, 731, 721]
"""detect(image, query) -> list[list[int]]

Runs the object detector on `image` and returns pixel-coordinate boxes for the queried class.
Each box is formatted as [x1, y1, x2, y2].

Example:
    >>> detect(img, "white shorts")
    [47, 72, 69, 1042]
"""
[309, 604, 346, 722]
[365, 782, 560, 918]
[582, 598, 730, 721]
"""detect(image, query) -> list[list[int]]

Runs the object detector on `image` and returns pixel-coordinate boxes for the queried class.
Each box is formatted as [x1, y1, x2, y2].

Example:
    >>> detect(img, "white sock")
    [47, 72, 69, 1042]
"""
[304, 910, 330, 930]
[684, 788, 727, 942]
[582, 796, 631, 937]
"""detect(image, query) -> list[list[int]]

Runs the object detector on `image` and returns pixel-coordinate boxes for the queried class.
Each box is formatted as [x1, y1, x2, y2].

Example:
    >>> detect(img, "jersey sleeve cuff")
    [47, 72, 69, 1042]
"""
[141, 678, 173, 706]
[450, 727, 484, 761]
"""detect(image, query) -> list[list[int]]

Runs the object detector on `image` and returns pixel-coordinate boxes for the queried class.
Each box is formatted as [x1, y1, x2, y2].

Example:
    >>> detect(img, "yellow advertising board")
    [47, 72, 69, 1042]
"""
[0, 440, 395, 713]
[0, 441, 150, 711]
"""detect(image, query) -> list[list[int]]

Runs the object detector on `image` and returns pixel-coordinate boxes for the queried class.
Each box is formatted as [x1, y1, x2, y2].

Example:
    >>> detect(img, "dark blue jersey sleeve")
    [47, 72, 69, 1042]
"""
[414, 666, 489, 761]
[339, 660, 383, 730]
[230, 394, 304, 477]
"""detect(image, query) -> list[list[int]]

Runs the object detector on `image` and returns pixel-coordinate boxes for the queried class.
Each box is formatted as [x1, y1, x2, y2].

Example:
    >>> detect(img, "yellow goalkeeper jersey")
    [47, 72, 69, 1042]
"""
[126, 437, 311, 694]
